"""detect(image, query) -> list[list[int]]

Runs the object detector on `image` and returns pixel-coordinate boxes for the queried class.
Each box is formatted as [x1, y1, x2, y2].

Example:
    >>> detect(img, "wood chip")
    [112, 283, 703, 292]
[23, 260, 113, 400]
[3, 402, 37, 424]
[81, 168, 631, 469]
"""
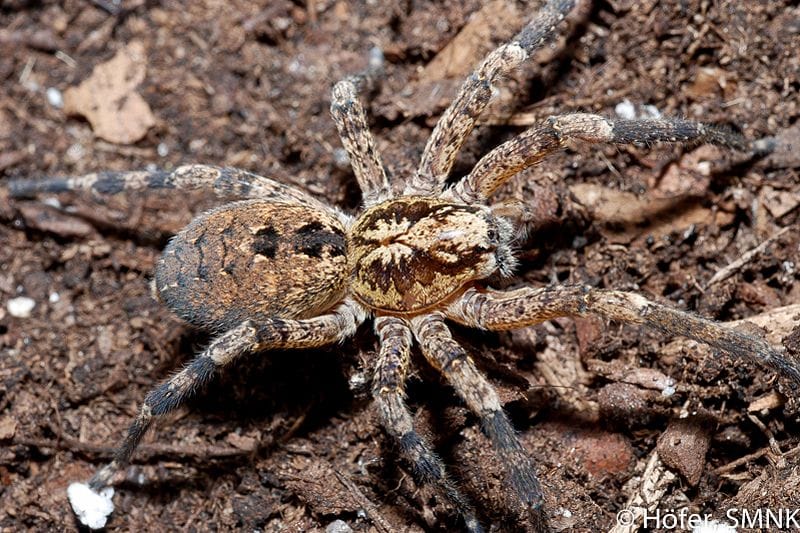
[17, 203, 96, 239]
[747, 390, 786, 413]
[0, 417, 17, 440]
[607, 452, 676, 533]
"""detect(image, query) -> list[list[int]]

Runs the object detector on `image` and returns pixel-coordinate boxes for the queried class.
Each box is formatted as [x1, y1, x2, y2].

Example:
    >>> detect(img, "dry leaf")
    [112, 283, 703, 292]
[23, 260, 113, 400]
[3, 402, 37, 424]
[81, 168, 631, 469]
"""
[392, 0, 523, 118]
[760, 185, 800, 219]
[63, 41, 155, 144]
[569, 183, 728, 244]
[419, 0, 521, 82]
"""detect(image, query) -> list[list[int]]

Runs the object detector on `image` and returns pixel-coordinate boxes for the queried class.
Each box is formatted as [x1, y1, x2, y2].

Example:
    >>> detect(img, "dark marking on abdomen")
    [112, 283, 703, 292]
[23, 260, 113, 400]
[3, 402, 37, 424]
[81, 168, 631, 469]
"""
[195, 230, 210, 281]
[293, 221, 346, 258]
[252, 225, 280, 258]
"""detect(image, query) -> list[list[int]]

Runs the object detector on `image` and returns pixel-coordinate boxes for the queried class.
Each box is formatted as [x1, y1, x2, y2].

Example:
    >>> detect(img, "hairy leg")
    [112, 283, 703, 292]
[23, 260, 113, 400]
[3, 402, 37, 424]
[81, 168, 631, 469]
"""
[445, 286, 800, 386]
[410, 313, 545, 513]
[89, 300, 365, 490]
[373, 316, 481, 532]
[330, 81, 391, 206]
[449, 113, 757, 203]
[406, 0, 576, 196]
[8, 164, 330, 210]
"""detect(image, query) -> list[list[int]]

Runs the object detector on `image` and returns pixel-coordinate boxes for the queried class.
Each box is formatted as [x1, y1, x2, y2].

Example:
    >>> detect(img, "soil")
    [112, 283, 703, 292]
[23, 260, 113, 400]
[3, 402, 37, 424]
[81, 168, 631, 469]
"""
[2, 1, 800, 532]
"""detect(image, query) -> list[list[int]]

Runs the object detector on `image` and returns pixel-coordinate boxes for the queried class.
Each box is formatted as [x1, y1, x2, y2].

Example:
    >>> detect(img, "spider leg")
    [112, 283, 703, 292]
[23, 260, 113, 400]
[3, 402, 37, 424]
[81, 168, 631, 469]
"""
[330, 80, 391, 206]
[446, 286, 800, 386]
[8, 165, 329, 209]
[373, 316, 482, 532]
[88, 300, 365, 490]
[410, 313, 545, 514]
[449, 113, 756, 203]
[406, 0, 576, 196]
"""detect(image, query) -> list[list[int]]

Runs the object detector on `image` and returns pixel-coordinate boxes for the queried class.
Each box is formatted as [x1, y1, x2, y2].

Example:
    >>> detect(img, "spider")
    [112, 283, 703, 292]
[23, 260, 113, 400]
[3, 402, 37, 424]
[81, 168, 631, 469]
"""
[7, 0, 800, 530]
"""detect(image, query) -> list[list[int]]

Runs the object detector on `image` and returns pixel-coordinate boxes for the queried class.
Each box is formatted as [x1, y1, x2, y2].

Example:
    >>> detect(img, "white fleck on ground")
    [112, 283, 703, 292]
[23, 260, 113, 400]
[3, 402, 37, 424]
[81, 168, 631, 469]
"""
[6, 296, 36, 318]
[67, 482, 115, 530]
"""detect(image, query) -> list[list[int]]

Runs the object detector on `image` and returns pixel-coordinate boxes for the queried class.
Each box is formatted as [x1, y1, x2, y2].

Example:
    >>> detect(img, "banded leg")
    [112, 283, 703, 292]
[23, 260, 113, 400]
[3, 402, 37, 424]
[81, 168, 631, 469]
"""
[373, 317, 481, 532]
[410, 313, 544, 511]
[330, 81, 391, 206]
[445, 286, 800, 386]
[449, 113, 754, 203]
[8, 165, 329, 210]
[89, 300, 366, 490]
[406, 0, 576, 196]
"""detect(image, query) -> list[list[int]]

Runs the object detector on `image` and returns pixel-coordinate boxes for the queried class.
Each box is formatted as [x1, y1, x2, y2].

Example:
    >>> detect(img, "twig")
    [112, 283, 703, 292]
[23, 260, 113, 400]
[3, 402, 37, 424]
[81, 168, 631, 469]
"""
[746, 413, 785, 468]
[706, 226, 793, 287]
[334, 470, 394, 533]
[714, 441, 800, 475]
[713, 447, 768, 475]
[14, 431, 269, 461]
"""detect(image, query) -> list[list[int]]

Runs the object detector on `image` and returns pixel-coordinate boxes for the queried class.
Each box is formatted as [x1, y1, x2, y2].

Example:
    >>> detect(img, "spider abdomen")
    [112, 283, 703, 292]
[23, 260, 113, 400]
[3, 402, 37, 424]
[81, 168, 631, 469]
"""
[350, 196, 507, 314]
[155, 199, 348, 330]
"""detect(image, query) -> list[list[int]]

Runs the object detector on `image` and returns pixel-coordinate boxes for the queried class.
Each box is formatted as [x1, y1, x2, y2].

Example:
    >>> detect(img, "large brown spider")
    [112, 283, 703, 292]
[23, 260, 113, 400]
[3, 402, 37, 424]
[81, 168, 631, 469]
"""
[8, 0, 800, 530]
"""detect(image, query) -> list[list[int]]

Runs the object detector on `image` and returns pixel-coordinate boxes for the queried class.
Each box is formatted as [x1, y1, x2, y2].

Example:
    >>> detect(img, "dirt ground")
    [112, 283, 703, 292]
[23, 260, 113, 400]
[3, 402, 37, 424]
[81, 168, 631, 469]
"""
[2, 0, 800, 531]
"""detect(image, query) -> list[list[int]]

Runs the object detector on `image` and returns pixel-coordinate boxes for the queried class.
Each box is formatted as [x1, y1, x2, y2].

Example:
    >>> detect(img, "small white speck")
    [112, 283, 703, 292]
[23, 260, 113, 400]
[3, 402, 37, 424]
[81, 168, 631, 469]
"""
[615, 99, 636, 120]
[46, 87, 64, 108]
[67, 482, 115, 530]
[48, 292, 60, 304]
[642, 104, 662, 119]
[66, 143, 85, 163]
[368, 46, 385, 72]
[696, 161, 712, 176]
[333, 148, 350, 170]
[661, 385, 676, 397]
[561, 508, 572, 518]
[43, 197, 62, 209]
[348, 372, 367, 391]
[326, 519, 354, 533]
[288, 58, 303, 74]
[7, 296, 36, 318]
[157, 142, 169, 157]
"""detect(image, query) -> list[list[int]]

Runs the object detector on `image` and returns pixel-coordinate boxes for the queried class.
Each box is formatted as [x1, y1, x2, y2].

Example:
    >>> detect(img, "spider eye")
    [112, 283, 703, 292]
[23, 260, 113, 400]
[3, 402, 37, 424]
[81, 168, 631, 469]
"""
[487, 228, 498, 242]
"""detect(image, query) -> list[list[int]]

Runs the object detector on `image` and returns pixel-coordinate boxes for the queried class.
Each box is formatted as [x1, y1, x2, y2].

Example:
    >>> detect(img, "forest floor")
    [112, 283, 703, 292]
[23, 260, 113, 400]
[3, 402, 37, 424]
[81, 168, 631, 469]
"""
[1, 0, 799, 531]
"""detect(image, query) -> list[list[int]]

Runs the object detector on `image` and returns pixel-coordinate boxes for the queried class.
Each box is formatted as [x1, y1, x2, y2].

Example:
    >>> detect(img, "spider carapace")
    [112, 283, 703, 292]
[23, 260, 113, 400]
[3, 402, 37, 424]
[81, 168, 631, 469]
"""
[350, 197, 514, 314]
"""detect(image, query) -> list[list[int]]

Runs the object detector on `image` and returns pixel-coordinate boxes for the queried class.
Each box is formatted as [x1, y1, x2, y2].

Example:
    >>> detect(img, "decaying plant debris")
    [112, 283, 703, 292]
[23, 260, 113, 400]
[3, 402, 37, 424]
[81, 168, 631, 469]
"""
[1, 1, 799, 531]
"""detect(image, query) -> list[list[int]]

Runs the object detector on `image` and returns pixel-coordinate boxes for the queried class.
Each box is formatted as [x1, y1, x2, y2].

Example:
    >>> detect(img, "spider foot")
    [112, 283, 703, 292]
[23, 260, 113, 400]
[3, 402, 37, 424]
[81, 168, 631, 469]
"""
[482, 410, 544, 510]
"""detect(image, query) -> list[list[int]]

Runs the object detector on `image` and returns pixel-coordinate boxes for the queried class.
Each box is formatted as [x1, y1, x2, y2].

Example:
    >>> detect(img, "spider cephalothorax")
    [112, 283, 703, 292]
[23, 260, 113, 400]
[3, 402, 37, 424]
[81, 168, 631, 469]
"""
[350, 196, 515, 314]
[7, 0, 799, 531]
